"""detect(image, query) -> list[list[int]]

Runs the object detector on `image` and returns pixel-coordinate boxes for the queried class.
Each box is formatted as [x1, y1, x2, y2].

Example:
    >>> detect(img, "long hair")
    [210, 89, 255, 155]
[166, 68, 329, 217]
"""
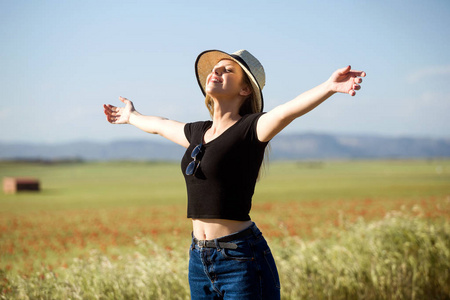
[204, 71, 259, 117]
[204, 71, 269, 179]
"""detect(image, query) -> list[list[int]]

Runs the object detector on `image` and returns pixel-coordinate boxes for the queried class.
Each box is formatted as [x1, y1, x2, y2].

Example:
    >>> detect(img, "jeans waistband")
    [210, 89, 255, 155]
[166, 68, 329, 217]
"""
[192, 222, 260, 249]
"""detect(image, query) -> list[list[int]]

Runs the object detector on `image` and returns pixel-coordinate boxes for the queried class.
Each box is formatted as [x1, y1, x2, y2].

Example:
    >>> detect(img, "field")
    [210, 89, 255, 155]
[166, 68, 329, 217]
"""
[0, 159, 449, 299]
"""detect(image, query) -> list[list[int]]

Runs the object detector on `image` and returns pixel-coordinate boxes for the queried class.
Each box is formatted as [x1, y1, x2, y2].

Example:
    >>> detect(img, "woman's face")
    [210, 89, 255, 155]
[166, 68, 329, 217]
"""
[205, 59, 248, 99]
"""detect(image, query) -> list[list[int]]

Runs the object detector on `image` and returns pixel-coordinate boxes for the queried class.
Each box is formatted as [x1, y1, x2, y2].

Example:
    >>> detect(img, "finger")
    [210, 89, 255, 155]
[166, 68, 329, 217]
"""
[354, 77, 363, 84]
[340, 65, 351, 74]
[104, 105, 116, 115]
[110, 114, 119, 124]
[119, 96, 129, 104]
[104, 107, 113, 117]
[349, 90, 356, 96]
[350, 70, 366, 77]
[353, 84, 361, 90]
[106, 115, 114, 123]
[110, 105, 120, 114]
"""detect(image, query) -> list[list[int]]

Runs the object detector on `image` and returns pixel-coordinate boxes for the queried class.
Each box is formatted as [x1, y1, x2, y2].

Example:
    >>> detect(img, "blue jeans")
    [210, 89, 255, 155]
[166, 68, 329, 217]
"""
[189, 223, 280, 299]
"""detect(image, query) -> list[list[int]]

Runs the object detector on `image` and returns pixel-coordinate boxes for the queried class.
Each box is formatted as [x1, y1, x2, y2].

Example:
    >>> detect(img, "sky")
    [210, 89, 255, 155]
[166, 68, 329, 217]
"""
[1, 0, 449, 144]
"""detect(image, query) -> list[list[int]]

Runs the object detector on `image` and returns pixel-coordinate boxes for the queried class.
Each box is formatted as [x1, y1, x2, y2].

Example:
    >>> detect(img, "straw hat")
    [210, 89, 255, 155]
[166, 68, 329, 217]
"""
[195, 49, 265, 112]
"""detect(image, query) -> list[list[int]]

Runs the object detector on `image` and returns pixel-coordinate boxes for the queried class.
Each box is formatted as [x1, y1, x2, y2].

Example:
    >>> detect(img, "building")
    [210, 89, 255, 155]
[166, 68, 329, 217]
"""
[3, 177, 40, 194]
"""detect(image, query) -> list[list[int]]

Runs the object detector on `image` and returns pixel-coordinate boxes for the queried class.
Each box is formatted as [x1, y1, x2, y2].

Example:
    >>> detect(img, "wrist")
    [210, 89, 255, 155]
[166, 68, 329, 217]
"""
[128, 110, 140, 125]
[322, 80, 336, 97]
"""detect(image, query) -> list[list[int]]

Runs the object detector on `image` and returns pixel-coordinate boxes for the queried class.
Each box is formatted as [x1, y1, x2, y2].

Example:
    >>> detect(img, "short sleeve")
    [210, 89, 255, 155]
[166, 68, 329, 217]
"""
[184, 123, 192, 143]
[244, 112, 268, 144]
[184, 121, 212, 146]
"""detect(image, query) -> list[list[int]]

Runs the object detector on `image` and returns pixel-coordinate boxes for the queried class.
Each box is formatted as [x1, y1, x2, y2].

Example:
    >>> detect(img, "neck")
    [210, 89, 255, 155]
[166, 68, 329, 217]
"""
[209, 96, 243, 135]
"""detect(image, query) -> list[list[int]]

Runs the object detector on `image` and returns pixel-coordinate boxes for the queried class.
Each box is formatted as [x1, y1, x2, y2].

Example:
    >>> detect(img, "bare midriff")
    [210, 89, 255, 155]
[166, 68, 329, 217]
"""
[192, 219, 253, 240]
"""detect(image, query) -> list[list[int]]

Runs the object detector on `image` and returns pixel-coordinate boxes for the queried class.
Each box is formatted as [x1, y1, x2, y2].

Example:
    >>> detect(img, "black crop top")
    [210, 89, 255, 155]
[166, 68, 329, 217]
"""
[181, 113, 268, 221]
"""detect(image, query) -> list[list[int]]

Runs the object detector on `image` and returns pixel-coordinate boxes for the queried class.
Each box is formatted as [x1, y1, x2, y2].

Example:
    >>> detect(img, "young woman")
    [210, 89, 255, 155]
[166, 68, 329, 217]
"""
[103, 49, 366, 299]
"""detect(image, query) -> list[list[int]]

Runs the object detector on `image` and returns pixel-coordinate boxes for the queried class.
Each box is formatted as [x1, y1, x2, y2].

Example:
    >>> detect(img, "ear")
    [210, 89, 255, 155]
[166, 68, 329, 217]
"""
[239, 85, 252, 97]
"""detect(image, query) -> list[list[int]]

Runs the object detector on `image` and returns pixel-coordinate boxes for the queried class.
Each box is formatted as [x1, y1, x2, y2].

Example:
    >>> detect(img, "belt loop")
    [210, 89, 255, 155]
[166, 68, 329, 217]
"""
[250, 222, 258, 237]
[214, 239, 221, 251]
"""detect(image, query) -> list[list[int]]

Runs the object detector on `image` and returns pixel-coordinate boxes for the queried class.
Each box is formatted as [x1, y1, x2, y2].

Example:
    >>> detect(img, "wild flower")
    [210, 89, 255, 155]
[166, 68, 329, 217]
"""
[1, 211, 448, 299]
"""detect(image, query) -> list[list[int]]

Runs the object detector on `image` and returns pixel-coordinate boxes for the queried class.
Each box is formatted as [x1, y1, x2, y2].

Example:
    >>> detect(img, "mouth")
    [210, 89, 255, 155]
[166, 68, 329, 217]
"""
[208, 75, 222, 85]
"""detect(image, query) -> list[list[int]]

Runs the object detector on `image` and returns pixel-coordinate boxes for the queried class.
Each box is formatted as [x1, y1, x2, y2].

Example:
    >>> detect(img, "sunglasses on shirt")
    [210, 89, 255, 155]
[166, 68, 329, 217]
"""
[185, 143, 202, 176]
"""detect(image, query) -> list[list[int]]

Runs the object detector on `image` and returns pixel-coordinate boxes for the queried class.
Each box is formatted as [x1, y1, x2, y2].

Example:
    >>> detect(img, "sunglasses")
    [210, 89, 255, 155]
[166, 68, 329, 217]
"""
[185, 143, 203, 176]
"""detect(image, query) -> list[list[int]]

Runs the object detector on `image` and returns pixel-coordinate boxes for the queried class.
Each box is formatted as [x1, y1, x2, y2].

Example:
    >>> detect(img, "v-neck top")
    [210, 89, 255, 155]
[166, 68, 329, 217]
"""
[181, 113, 268, 221]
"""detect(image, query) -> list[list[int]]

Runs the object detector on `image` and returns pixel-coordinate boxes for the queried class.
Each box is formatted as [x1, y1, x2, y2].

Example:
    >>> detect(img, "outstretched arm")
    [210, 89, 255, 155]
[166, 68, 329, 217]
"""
[103, 97, 189, 148]
[257, 66, 366, 142]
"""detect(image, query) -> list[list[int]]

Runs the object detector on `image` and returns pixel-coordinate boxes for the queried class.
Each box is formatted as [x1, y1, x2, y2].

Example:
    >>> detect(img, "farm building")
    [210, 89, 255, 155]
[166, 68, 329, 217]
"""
[3, 177, 40, 194]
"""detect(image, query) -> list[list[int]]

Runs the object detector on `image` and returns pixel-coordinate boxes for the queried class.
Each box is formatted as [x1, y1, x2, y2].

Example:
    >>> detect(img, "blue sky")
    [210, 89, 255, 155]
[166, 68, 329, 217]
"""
[1, 0, 449, 144]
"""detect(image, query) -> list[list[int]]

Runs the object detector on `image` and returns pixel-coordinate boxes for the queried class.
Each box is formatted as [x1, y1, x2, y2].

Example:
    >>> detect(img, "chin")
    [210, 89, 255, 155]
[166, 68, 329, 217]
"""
[205, 88, 221, 97]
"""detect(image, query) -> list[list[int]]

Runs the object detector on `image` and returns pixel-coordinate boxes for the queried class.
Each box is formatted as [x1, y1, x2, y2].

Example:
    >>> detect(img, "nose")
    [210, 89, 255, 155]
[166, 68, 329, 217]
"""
[212, 66, 222, 75]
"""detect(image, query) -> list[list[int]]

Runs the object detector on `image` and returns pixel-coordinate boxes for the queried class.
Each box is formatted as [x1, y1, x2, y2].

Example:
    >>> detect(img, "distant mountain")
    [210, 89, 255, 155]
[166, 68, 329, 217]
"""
[1, 133, 449, 161]
[270, 133, 450, 160]
[0, 140, 186, 161]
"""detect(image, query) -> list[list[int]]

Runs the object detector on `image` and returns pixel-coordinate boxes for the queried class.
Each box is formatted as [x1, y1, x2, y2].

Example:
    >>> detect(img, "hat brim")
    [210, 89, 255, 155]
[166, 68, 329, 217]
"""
[195, 50, 263, 113]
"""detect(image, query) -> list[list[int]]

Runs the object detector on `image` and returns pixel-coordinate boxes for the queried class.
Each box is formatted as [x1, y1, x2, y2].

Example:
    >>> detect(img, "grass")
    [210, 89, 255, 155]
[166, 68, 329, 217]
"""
[0, 159, 449, 298]
[1, 210, 448, 299]
[278, 210, 450, 299]
[256, 160, 450, 201]
[0, 161, 187, 211]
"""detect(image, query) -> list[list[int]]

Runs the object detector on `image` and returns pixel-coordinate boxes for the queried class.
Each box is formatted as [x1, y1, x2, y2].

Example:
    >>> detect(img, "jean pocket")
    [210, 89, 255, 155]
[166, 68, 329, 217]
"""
[263, 249, 281, 289]
[220, 246, 254, 262]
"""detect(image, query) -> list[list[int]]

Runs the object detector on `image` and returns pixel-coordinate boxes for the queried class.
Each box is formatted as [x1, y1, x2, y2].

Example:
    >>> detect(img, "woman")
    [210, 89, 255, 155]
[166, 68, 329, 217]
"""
[103, 49, 366, 299]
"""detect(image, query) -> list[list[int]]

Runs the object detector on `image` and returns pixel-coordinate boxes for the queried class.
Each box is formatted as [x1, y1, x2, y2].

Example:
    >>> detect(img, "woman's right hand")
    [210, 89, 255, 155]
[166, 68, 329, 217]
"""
[103, 96, 135, 124]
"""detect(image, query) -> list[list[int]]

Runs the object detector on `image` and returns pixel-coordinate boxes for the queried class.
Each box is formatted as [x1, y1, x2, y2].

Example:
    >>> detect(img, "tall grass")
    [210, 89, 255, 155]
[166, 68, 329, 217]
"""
[1, 238, 190, 299]
[278, 209, 450, 299]
[2, 210, 449, 299]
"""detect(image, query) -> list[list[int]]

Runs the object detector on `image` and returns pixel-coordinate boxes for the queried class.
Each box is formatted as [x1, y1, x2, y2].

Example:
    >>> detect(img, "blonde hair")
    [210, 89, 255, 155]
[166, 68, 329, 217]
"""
[204, 71, 259, 117]
[204, 72, 269, 179]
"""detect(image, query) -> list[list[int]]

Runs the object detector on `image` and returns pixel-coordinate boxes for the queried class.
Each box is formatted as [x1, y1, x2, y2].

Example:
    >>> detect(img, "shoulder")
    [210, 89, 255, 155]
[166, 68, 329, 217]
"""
[239, 113, 268, 144]
[185, 120, 212, 131]
[240, 112, 266, 126]
[184, 120, 212, 142]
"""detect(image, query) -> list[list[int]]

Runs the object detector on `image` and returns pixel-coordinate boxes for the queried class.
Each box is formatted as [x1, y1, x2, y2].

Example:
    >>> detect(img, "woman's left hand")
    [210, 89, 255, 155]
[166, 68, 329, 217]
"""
[328, 66, 366, 96]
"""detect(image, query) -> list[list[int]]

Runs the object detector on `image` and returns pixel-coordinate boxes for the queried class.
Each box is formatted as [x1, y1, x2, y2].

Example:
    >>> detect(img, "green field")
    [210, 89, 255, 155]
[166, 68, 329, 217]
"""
[1, 159, 449, 210]
[1, 160, 449, 299]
